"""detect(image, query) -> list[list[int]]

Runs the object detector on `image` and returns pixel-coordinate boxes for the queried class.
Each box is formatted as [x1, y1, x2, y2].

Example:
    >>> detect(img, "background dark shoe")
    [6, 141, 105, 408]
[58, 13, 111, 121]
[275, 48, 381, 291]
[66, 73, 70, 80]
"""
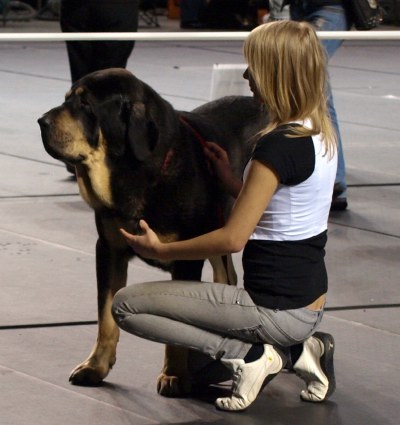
[180, 21, 207, 29]
[333, 182, 345, 197]
[331, 197, 348, 211]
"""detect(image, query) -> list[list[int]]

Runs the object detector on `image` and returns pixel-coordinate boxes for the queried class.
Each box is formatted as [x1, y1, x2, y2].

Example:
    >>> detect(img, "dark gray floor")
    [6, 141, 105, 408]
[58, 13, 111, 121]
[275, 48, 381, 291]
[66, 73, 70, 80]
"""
[1, 15, 400, 425]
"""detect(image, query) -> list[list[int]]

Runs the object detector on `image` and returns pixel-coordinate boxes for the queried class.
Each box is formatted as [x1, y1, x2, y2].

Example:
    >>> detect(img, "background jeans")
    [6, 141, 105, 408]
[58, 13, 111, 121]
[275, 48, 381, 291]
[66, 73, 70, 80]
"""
[291, 4, 351, 198]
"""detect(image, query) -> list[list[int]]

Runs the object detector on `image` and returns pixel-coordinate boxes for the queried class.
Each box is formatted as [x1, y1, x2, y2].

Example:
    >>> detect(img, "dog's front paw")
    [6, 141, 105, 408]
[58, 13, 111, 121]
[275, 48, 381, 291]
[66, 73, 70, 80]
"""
[69, 360, 111, 386]
[156, 373, 192, 397]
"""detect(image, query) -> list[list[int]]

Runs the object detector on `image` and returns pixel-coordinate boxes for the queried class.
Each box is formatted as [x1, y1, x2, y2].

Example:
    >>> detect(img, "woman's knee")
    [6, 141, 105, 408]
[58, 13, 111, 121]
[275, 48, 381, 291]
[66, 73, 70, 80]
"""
[112, 281, 167, 324]
[112, 286, 136, 325]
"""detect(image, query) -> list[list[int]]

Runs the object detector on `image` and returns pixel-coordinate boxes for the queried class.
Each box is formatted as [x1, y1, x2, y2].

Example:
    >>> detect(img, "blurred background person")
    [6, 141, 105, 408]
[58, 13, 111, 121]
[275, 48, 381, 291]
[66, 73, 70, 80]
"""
[60, 0, 139, 83]
[268, 0, 349, 210]
[287, 0, 350, 211]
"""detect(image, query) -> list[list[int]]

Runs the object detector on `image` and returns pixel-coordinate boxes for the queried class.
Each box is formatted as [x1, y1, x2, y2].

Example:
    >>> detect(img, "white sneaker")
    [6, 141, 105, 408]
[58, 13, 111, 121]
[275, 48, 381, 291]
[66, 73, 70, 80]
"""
[293, 332, 336, 402]
[215, 345, 284, 411]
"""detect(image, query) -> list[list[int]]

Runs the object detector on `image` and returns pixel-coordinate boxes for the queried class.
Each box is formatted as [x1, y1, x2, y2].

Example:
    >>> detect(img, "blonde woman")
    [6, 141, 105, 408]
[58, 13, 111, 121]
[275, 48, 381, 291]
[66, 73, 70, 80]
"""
[112, 20, 337, 412]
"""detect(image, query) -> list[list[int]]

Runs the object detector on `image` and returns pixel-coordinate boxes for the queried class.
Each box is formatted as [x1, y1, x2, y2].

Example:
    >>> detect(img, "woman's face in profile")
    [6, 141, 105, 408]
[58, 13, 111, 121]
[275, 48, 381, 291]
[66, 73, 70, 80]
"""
[243, 67, 262, 102]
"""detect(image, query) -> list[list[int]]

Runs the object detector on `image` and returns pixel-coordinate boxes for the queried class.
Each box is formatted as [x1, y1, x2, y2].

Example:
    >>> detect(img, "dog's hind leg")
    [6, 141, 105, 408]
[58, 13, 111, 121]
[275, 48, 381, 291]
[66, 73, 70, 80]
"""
[157, 345, 193, 397]
[209, 255, 237, 285]
[156, 256, 237, 397]
[156, 260, 204, 397]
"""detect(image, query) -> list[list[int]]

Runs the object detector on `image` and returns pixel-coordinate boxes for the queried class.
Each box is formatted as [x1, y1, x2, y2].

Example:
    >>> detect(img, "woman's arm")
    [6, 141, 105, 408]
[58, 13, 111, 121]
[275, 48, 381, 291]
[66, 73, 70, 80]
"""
[121, 160, 279, 261]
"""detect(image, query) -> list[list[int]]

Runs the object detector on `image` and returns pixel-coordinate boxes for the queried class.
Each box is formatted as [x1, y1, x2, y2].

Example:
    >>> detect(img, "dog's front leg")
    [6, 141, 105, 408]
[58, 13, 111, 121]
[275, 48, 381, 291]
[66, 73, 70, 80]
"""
[69, 228, 130, 386]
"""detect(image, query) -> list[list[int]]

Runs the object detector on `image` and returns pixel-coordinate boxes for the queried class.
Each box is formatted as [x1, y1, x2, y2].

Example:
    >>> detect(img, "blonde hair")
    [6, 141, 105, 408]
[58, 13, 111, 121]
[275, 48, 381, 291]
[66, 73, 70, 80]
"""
[243, 20, 337, 156]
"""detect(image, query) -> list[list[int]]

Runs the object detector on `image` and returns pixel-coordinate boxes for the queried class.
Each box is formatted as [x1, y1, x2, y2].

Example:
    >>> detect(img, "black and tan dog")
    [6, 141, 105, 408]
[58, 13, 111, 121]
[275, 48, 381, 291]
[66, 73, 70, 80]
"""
[38, 68, 268, 396]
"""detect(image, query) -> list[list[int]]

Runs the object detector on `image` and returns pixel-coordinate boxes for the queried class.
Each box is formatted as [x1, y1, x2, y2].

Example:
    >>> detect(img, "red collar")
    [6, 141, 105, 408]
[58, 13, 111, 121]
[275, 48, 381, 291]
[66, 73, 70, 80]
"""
[161, 149, 174, 175]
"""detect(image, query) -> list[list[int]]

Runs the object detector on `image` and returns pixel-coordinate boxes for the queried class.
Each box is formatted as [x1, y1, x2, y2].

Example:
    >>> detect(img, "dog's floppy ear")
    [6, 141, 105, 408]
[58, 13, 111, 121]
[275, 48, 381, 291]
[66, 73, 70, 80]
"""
[95, 95, 130, 157]
[96, 95, 158, 161]
[127, 102, 158, 162]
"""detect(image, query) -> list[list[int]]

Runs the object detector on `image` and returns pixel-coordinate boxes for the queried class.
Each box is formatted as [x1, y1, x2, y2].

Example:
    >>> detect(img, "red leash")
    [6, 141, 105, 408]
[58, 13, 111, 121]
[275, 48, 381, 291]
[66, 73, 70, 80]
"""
[179, 115, 226, 228]
[162, 116, 209, 176]
[180, 116, 230, 277]
[179, 116, 208, 149]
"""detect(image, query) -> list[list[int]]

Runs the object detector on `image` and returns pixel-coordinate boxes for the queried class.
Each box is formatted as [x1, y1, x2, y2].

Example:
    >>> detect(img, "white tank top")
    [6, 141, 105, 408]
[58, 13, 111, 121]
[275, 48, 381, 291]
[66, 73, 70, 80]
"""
[244, 131, 337, 242]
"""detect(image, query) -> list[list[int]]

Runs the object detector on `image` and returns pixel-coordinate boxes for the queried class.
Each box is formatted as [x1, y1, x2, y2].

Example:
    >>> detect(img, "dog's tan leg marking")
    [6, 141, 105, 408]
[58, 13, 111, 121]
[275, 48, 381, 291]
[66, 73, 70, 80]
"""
[157, 346, 192, 397]
[157, 255, 237, 397]
[69, 219, 129, 386]
[69, 292, 120, 385]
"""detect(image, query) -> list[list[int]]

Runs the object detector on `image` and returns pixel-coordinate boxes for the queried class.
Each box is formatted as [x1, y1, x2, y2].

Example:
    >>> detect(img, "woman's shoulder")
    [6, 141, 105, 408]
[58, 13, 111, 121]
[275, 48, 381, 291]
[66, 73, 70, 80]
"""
[256, 124, 311, 148]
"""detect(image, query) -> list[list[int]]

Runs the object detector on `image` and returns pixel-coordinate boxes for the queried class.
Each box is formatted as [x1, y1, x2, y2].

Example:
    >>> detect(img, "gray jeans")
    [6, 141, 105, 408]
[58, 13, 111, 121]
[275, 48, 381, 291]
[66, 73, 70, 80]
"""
[112, 280, 324, 366]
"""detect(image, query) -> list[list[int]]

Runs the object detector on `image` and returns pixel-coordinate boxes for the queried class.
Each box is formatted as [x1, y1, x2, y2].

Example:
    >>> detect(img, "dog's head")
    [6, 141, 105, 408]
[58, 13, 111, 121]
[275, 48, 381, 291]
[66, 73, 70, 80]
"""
[38, 68, 178, 170]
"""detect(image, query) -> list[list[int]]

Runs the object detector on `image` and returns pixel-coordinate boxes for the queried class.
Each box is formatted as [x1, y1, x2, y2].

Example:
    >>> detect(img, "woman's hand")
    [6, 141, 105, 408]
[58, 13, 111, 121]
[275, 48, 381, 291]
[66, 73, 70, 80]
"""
[204, 141, 230, 176]
[204, 142, 243, 198]
[120, 220, 163, 260]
